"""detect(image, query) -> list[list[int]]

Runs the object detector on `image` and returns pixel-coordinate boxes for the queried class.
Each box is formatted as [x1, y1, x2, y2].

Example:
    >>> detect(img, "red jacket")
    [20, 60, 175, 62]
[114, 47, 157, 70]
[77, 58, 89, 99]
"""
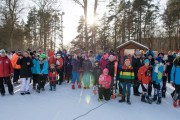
[0, 56, 13, 77]
[138, 65, 151, 84]
[99, 74, 112, 89]
[48, 70, 57, 82]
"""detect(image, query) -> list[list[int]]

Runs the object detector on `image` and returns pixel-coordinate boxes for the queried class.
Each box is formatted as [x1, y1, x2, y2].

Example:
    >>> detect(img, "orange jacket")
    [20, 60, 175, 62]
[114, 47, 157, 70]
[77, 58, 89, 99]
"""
[138, 65, 151, 84]
[11, 53, 21, 69]
[56, 58, 63, 69]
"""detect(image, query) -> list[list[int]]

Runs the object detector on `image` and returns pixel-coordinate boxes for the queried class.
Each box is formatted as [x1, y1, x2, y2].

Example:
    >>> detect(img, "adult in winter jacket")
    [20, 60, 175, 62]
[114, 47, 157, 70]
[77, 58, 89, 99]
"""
[0, 49, 14, 96]
[98, 68, 112, 101]
[82, 56, 92, 89]
[31, 54, 40, 90]
[17, 51, 33, 95]
[36, 54, 48, 93]
[56, 53, 64, 85]
[171, 56, 180, 99]
[132, 50, 143, 96]
[99, 53, 109, 70]
[152, 57, 164, 104]
[166, 51, 174, 83]
[11, 49, 21, 84]
[64, 55, 72, 83]
[71, 54, 81, 89]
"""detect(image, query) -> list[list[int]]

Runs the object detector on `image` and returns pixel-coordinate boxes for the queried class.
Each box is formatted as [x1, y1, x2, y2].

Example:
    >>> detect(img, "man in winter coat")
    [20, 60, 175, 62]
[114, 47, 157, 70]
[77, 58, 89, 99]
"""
[64, 55, 72, 83]
[99, 53, 109, 70]
[17, 51, 33, 95]
[11, 49, 21, 85]
[132, 50, 143, 96]
[0, 49, 14, 96]
[56, 53, 64, 85]
[166, 51, 174, 83]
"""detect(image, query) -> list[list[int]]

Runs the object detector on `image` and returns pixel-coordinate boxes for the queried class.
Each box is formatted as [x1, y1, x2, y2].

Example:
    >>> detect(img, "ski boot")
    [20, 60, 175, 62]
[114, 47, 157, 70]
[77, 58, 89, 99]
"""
[119, 96, 125, 103]
[157, 97, 161, 105]
[78, 83, 81, 89]
[72, 84, 75, 89]
[127, 97, 131, 105]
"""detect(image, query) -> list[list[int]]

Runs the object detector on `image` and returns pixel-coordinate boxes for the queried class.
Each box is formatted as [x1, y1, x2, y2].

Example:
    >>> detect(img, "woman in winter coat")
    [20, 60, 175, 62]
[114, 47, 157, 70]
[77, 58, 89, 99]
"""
[71, 54, 81, 89]
[98, 68, 112, 101]
[0, 49, 14, 96]
[99, 53, 109, 70]
[171, 56, 180, 100]
[36, 54, 48, 93]
[17, 51, 33, 95]
[82, 56, 92, 89]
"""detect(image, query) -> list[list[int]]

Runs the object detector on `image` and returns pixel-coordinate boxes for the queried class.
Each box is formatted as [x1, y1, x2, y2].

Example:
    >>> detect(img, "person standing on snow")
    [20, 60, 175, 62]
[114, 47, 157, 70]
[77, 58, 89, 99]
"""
[11, 49, 22, 85]
[36, 54, 48, 93]
[132, 50, 143, 96]
[0, 49, 14, 96]
[56, 53, 64, 85]
[138, 59, 152, 104]
[119, 59, 134, 105]
[152, 57, 164, 104]
[17, 51, 33, 95]
[71, 54, 81, 89]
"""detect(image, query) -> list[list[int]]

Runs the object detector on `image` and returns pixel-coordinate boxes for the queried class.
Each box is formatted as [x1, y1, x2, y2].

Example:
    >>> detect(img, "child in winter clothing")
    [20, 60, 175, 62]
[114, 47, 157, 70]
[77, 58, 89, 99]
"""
[171, 56, 180, 101]
[138, 59, 152, 104]
[152, 57, 164, 104]
[98, 68, 112, 101]
[119, 59, 134, 105]
[48, 64, 57, 91]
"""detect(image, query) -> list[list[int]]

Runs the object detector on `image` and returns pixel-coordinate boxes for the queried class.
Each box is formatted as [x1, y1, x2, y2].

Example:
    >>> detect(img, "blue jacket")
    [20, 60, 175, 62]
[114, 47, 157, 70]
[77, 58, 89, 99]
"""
[31, 59, 40, 74]
[171, 65, 180, 85]
[152, 63, 164, 84]
[37, 60, 48, 75]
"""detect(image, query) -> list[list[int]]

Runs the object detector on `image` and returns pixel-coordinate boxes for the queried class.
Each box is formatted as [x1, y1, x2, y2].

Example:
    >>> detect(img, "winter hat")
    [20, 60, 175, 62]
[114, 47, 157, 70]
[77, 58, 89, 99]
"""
[135, 50, 141, 56]
[40, 54, 46, 59]
[109, 55, 114, 61]
[103, 68, 109, 74]
[0, 49, 6, 54]
[163, 55, 168, 61]
[144, 59, 150, 64]
[155, 57, 161, 63]
[16, 49, 21, 53]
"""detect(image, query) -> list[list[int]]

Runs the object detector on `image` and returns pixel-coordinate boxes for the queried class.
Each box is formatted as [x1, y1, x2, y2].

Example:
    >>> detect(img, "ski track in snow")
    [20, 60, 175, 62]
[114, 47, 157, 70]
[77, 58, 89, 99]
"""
[0, 82, 180, 120]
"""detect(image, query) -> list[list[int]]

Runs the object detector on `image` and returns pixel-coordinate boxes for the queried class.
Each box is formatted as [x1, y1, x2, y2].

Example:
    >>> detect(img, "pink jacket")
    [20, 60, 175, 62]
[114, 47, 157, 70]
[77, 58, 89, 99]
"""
[99, 74, 112, 89]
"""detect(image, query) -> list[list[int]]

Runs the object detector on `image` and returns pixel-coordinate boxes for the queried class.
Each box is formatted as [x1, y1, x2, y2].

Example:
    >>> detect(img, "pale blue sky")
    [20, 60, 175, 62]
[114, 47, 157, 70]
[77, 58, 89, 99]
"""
[23, 0, 167, 46]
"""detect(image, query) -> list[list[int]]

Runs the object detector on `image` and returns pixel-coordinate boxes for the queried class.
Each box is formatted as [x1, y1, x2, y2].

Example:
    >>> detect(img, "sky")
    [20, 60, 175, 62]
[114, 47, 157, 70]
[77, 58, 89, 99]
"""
[23, 0, 167, 46]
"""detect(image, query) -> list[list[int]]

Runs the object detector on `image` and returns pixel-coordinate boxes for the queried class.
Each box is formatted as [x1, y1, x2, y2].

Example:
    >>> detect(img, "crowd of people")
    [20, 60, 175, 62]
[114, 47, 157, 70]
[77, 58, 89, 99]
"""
[0, 48, 180, 106]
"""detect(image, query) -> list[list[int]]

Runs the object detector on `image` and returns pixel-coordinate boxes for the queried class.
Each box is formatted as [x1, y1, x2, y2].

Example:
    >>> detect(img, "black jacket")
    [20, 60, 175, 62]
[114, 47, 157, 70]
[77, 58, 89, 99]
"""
[166, 55, 175, 72]
[106, 61, 115, 77]
[17, 57, 33, 78]
[132, 56, 143, 77]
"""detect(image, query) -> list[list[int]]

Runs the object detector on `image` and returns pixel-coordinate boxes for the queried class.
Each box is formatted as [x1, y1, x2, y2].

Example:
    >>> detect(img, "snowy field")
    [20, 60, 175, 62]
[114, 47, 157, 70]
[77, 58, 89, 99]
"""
[0, 83, 180, 120]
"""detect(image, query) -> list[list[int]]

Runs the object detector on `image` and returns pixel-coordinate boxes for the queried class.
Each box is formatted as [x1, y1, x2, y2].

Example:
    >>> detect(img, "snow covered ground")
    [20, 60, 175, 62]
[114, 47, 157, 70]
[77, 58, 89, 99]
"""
[0, 83, 180, 120]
